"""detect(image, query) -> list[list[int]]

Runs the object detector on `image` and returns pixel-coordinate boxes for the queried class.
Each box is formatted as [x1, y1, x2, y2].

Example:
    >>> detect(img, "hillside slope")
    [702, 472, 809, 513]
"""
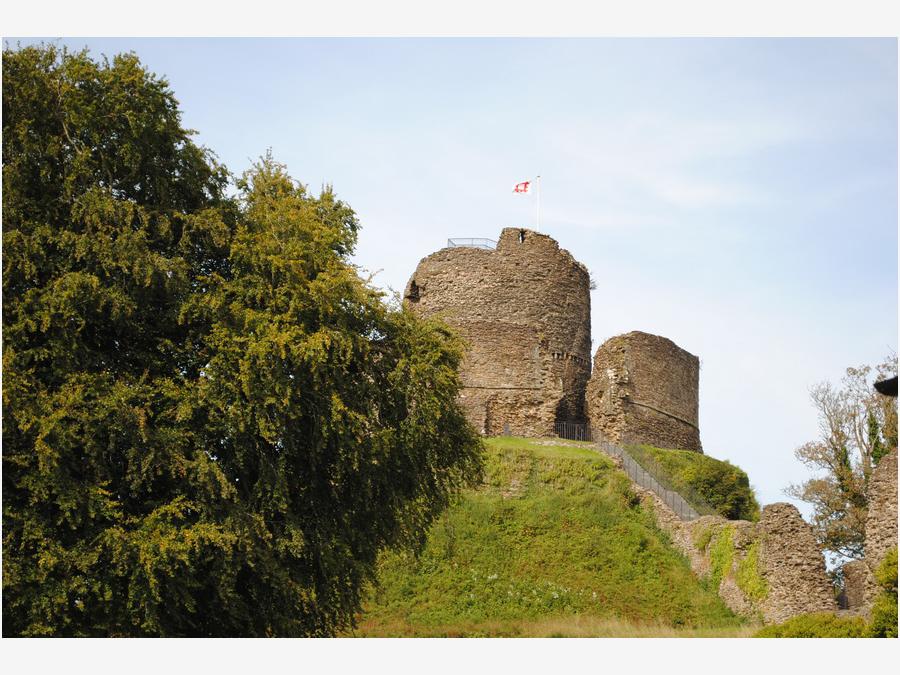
[353, 437, 746, 637]
[627, 444, 760, 521]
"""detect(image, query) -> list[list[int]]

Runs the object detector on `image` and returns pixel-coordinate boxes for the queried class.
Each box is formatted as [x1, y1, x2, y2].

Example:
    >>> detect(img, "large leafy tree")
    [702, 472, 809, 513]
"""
[786, 356, 897, 561]
[2, 44, 482, 636]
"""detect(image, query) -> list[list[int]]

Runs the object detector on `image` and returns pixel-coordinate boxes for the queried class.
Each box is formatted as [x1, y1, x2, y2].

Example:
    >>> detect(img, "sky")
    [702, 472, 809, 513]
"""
[9, 37, 898, 514]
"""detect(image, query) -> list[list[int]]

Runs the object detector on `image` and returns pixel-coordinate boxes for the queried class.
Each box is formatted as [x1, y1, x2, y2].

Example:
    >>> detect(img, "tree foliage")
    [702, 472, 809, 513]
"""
[786, 356, 897, 560]
[628, 445, 760, 521]
[2, 44, 483, 636]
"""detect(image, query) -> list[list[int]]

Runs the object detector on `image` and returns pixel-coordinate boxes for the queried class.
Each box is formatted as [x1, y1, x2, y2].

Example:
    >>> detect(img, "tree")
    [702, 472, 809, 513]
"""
[2, 44, 483, 636]
[786, 356, 898, 561]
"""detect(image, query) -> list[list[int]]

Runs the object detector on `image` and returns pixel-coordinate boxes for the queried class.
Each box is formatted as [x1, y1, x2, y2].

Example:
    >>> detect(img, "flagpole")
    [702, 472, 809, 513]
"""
[536, 175, 541, 231]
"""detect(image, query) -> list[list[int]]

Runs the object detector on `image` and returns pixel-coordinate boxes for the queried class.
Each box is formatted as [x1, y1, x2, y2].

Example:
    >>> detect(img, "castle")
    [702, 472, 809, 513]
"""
[405, 227, 591, 438]
[405, 227, 701, 451]
[404, 227, 897, 625]
[404, 228, 897, 622]
[588, 331, 702, 452]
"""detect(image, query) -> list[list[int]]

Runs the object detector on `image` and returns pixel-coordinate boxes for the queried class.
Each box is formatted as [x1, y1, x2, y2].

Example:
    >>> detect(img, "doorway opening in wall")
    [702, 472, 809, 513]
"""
[405, 279, 420, 303]
[554, 397, 590, 441]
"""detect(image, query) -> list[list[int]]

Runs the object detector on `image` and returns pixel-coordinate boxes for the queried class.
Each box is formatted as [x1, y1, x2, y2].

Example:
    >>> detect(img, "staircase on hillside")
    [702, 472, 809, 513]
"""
[594, 441, 704, 521]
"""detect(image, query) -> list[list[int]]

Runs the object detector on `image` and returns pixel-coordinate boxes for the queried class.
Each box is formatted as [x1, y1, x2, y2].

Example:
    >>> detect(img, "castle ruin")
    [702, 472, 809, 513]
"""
[841, 446, 898, 611]
[643, 493, 837, 623]
[403, 226, 869, 625]
[586, 331, 702, 452]
[404, 228, 591, 437]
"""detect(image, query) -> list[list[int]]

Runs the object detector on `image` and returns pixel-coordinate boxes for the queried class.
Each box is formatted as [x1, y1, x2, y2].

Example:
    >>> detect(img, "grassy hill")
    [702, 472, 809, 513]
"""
[351, 437, 751, 637]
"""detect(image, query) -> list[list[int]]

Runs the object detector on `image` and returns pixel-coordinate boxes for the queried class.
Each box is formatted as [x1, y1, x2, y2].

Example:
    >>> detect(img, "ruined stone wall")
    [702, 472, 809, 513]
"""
[620, 457, 835, 623]
[841, 559, 870, 611]
[404, 228, 591, 436]
[754, 503, 838, 622]
[586, 331, 702, 452]
[846, 447, 899, 608]
[865, 447, 898, 577]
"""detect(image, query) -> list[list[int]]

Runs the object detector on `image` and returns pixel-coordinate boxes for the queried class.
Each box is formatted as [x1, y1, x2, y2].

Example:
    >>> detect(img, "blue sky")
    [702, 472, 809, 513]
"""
[10, 37, 898, 512]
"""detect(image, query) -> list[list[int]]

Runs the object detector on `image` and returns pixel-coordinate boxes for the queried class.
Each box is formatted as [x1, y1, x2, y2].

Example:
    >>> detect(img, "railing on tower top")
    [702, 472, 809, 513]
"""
[447, 238, 497, 250]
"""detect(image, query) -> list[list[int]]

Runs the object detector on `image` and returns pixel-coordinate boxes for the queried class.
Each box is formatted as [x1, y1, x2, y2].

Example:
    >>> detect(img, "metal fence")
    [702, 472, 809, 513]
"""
[555, 421, 592, 442]
[624, 444, 721, 518]
[447, 238, 497, 250]
[595, 440, 714, 521]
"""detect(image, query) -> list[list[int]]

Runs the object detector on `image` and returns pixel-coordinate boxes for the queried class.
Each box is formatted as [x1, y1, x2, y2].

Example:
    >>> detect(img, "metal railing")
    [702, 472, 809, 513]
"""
[624, 444, 721, 518]
[595, 440, 713, 521]
[555, 421, 592, 442]
[447, 238, 497, 250]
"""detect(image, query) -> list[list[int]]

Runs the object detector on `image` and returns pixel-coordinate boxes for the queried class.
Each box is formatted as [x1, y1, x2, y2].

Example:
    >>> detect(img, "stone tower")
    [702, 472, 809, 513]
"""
[404, 228, 591, 437]
[586, 331, 702, 452]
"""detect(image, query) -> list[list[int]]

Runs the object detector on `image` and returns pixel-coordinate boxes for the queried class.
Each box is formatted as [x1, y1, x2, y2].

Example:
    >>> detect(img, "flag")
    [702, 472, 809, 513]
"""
[513, 180, 532, 194]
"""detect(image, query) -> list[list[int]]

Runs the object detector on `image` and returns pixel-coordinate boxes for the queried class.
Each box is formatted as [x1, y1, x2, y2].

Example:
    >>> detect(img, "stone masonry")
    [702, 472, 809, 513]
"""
[754, 503, 838, 622]
[587, 331, 702, 452]
[864, 447, 898, 584]
[843, 447, 899, 610]
[630, 477, 835, 623]
[840, 559, 870, 611]
[404, 228, 591, 437]
[839, 447, 898, 612]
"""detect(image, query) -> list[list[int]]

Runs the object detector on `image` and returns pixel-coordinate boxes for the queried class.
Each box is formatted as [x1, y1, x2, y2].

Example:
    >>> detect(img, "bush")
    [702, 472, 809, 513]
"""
[708, 527, 734, 590]
[868, 593, 898, 638]
[874, 547, 898, 592]
[754, 613, 867, 638]
[868, 547, 898, 638]
[628, 445, 760, 521]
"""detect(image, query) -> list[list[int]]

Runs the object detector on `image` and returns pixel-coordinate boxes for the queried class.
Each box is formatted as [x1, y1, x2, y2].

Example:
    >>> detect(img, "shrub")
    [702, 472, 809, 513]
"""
[754, 613, 867, 638]
[868, 547, 898, 638]
[874, 546, 898, 592]
[628, 445, 760, 521]
[868, 593, 898, 638]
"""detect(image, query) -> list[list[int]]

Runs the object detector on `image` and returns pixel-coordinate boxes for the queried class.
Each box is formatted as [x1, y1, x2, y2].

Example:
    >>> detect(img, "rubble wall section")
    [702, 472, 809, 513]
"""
[623, 463, 835, 623]
[587, 331, 702, 452]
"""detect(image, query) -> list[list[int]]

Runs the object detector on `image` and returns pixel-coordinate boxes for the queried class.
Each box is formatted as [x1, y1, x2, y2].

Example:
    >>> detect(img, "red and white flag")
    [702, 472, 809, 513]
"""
[513, 180, 532, 194]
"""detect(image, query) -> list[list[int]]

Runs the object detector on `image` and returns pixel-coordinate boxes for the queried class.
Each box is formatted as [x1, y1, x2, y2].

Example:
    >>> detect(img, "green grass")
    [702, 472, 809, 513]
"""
[352, 437, 745, 637]
[754, 613, 868, 638]
[627, 444, 760, 521]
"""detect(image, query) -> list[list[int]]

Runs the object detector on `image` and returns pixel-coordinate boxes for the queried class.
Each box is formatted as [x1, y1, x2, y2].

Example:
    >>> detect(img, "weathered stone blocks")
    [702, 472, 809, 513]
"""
[754, 502, 837, 623]
[587, 331, 702, 452]
[864, 447, 898, 583]
[634, 481, 836, 623]
[404, 228, 591, 437]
